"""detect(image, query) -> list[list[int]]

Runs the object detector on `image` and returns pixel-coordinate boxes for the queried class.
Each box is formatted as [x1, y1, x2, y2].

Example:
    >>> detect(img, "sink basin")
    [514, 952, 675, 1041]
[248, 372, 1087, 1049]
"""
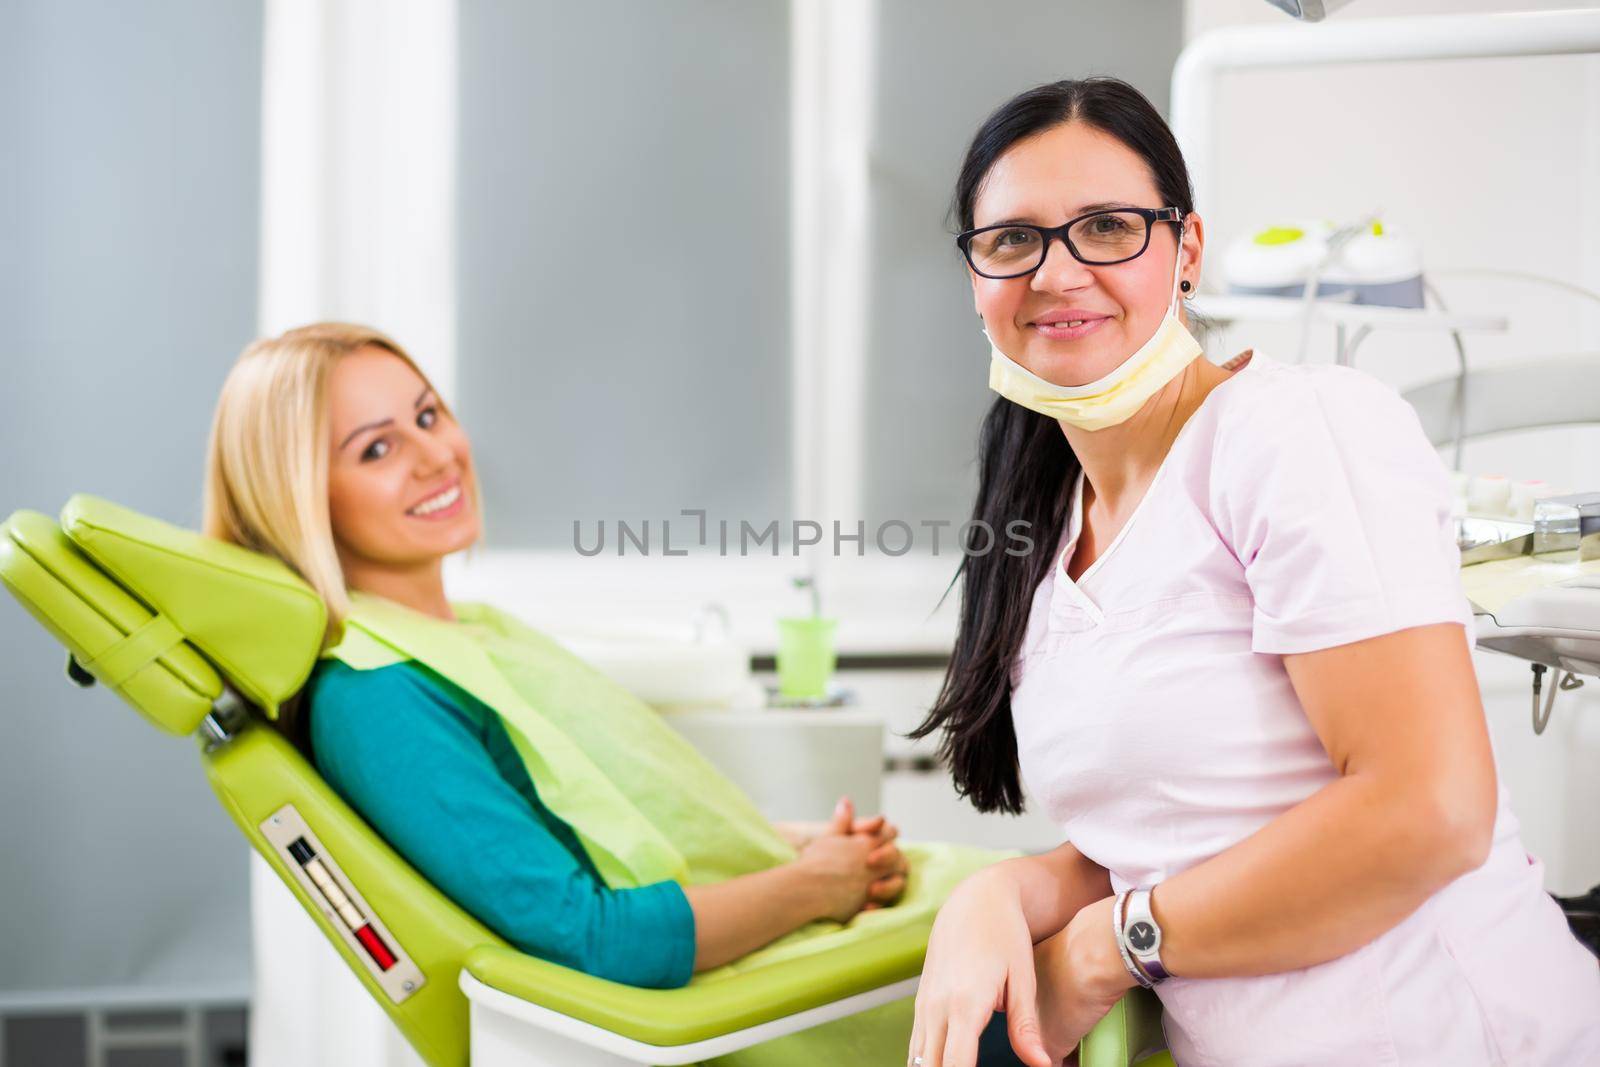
[552, 627, 759, 710]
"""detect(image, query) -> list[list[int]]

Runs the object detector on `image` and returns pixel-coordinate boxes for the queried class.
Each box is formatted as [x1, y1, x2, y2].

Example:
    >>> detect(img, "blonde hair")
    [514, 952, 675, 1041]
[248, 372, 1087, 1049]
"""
[203, 322, 445, 644]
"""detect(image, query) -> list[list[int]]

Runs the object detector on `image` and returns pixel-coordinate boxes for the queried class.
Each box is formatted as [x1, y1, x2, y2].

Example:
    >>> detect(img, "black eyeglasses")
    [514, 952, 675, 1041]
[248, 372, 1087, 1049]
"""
[956, 207, 1184, 279]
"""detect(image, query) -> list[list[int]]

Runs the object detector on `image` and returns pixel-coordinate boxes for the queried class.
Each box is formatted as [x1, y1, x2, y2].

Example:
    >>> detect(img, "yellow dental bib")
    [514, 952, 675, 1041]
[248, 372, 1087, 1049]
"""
[326, 593, 794, 887]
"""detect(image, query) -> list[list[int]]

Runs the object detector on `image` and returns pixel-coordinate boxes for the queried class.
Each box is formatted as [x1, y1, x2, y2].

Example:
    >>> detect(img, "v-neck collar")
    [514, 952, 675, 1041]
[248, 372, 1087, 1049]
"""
[1053, 353, 1260, 619]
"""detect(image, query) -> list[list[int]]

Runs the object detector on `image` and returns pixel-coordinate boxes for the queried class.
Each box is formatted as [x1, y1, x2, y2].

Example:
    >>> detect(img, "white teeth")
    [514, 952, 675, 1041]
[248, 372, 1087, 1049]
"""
[1067, 320, 1085, 327]
[409, 485, 461, 516]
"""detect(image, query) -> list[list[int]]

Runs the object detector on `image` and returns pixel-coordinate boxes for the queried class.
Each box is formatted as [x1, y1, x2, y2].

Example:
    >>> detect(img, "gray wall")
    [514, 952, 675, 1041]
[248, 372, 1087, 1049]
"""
[863, 0, 1183, 530]
[0, 0, 262, 994]
[456, 0, 1182, 547]
[457, 0, 793, 549]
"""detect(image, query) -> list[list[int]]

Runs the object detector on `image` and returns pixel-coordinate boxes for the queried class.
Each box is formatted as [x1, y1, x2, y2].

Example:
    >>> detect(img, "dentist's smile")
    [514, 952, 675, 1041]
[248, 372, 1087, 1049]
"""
[1031, 308, 1111, 341]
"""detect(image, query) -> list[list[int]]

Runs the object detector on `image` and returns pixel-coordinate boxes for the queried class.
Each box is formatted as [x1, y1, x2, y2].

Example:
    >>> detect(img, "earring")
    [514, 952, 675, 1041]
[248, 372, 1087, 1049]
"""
[1180, 280, 1192, 293]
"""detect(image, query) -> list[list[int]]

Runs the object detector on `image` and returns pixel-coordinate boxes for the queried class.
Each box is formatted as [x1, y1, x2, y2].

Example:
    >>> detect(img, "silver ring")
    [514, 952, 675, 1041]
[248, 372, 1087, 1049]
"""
[912, 1058, 925, 1066]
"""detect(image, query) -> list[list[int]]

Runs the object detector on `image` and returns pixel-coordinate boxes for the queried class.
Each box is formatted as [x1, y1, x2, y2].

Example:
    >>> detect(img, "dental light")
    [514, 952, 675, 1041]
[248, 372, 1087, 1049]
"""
[1264, 0, 1356, 20]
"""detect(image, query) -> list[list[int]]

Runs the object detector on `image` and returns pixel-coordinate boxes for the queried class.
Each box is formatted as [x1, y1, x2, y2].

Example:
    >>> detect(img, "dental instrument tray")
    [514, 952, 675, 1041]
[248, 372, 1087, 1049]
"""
[1456, 492, 1600, 566]
[1457, 516, 1535, 565]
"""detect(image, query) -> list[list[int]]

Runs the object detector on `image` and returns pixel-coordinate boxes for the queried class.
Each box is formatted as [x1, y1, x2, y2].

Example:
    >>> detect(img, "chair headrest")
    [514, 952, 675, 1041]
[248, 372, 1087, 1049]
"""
[60, 495, 327, 720]
[0, 496, 327, 735]
[2, 508, 224, 735]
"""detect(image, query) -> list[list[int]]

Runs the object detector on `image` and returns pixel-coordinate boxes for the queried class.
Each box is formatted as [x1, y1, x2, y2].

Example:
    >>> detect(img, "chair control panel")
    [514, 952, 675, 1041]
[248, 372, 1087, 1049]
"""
[261, 804, 426, 1004]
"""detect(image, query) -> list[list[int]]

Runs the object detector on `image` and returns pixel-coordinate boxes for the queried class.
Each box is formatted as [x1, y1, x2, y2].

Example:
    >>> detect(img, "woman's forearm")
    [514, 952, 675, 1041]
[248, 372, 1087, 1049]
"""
[683, 863, 824, 972]
[988, 842, 1113, 943]
[1150, 771, 1488, 979]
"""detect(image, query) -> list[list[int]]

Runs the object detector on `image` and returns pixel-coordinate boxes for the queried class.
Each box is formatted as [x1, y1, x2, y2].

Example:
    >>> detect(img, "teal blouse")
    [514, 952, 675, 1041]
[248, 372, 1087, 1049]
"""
[308, 659, 697, 988]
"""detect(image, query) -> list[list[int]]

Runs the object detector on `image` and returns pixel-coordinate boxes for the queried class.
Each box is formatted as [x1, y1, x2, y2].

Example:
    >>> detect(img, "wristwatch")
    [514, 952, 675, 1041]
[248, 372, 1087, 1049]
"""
[1111, 890, 1152, 989]
[1119, 887, 1170, 984]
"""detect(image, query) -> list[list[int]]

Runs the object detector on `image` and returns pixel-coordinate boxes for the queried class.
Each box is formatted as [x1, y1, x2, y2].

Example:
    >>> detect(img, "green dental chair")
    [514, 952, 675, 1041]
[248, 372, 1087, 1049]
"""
[0, 495, 1172, 1067]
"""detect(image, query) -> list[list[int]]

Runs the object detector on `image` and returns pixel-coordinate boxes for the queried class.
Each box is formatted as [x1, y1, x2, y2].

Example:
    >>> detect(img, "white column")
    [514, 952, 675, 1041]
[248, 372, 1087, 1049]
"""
[257, 0, 459, 400]
[789, 0, 877, 590]
[1584, 55, 1600, 352]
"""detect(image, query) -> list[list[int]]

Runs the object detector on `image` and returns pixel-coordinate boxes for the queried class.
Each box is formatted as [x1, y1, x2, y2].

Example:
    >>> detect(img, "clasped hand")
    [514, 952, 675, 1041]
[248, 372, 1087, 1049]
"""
[778, 797, 910, 922]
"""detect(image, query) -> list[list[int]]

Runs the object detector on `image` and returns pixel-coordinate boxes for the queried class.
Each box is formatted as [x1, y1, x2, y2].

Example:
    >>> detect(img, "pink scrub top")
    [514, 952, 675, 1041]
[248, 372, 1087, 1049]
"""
[1009, 354, 1600, 1066]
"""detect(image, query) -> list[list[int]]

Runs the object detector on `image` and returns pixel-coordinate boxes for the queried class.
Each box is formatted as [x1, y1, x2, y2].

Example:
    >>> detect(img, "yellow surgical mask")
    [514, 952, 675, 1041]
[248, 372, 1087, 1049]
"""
[986, 226, 1201, 431]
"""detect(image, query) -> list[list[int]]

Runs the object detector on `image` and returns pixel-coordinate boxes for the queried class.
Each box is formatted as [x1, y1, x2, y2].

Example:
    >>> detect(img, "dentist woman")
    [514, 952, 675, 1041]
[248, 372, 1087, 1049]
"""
[908, 78, 1600, 1067]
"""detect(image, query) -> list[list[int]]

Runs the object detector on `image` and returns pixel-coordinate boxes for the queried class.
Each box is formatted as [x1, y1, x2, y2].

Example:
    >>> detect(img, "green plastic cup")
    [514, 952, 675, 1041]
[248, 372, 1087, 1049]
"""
[777, 617, 837, 700]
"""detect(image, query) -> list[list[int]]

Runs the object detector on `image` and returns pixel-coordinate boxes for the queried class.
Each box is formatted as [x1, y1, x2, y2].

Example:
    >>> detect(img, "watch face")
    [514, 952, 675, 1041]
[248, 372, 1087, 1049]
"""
[1127, 920, 1159, 953]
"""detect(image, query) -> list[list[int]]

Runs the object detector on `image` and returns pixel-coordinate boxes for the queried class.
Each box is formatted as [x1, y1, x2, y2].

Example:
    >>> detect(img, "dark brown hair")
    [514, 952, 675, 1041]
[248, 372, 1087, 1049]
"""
[909, 78, 1196, 814]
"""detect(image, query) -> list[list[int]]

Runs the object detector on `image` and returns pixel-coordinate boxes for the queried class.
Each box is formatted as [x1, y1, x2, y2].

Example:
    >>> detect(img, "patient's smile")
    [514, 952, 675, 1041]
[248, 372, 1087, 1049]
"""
[407, 481, 463, 519]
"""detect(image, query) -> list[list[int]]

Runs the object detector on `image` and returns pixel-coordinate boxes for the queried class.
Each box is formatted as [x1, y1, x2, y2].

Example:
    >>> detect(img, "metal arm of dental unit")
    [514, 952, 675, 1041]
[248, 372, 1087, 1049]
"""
[1170, 9, 1600, 215]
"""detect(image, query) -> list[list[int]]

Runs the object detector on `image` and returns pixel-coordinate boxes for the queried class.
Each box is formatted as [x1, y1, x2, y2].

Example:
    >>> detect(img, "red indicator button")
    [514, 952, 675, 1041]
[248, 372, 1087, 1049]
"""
[354, 924, 398, 971]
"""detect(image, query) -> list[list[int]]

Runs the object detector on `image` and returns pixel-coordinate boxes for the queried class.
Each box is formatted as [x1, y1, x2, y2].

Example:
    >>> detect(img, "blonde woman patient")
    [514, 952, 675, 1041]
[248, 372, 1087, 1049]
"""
[201, 323, 1025, 1065]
